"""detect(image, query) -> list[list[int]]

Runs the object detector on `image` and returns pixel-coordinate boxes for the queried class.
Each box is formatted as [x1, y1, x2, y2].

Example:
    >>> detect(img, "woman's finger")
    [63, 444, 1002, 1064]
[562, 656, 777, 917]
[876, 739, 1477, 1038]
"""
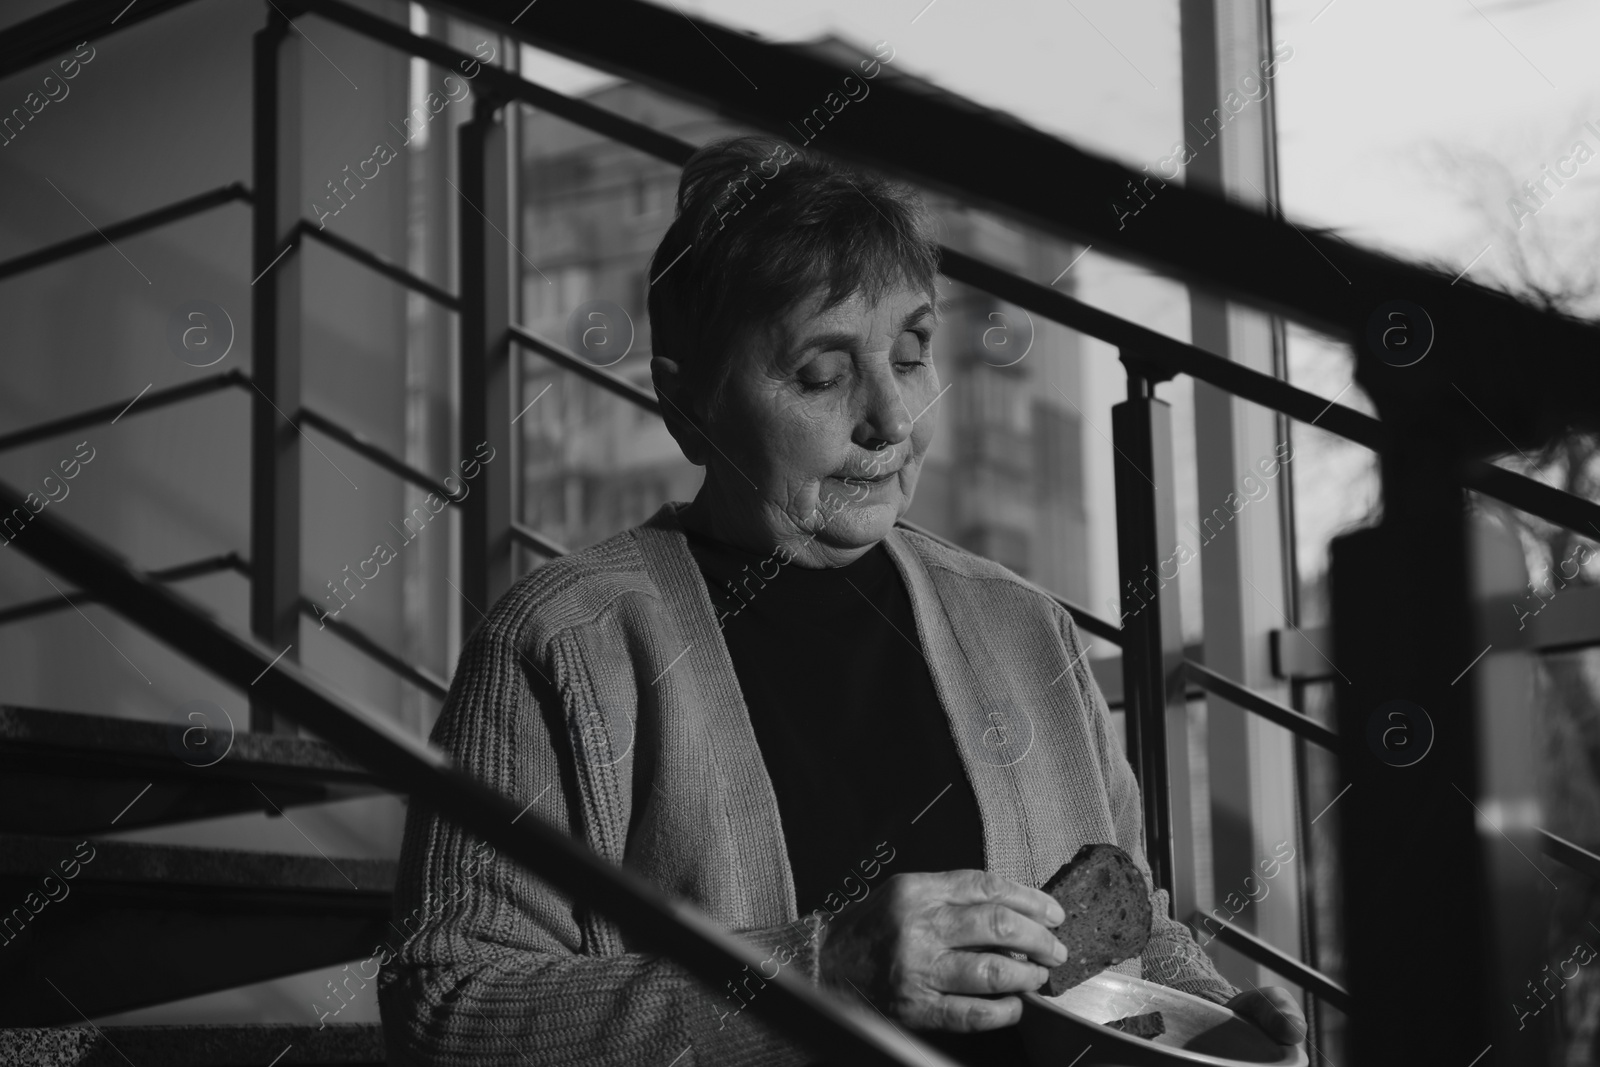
[1227, 988, 1307, 1045]
[939, 902, 1068, 965]
[928, 948, 1051, 996]
[934, 869, 1065, 927]
[907, 992, 1024, 1033]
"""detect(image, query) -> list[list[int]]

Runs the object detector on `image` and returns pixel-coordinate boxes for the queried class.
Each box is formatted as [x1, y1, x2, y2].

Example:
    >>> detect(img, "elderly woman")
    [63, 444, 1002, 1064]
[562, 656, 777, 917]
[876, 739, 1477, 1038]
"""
[379, 136, 1304, 1066]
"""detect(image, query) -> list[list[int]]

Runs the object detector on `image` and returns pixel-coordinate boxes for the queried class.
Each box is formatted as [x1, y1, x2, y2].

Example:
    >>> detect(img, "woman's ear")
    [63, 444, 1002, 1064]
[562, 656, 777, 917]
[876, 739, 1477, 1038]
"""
[651, 356, 708, 466]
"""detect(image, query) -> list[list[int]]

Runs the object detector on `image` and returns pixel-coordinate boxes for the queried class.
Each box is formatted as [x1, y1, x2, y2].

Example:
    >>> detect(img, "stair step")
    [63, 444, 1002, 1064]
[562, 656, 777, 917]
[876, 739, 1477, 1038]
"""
[0, 1023, 384, 1066]
[0, 705, 387, 834]
[0, 836, 396, 1026]
[0, 834, 396, 891]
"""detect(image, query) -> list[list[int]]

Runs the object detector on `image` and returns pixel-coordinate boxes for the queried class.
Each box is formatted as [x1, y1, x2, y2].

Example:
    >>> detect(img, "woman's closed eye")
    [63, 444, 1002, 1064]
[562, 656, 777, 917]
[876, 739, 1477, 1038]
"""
[798, 332, 930, 392]
[793, 342, 857, 392]
[796, 361, 846, 393]
[896, 327, 933, 371]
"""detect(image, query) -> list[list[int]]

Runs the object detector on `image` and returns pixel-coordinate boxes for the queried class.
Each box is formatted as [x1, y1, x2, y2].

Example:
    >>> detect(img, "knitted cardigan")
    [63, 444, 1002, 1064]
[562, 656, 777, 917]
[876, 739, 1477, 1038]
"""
[377, 502, 1237, 1066]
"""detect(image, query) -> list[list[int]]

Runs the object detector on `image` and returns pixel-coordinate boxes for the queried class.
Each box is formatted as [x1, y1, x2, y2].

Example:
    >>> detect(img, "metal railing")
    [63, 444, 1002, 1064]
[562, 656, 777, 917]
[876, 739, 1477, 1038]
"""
[2, 0, 1598, 1064]
[0, 476, 951, 1067]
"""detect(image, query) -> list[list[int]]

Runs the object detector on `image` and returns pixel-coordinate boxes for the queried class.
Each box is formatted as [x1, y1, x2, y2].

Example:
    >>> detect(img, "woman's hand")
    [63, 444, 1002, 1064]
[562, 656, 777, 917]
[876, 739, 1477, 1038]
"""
[1225, 987, 1306, 1044]
[817, 870, 1068, 1032]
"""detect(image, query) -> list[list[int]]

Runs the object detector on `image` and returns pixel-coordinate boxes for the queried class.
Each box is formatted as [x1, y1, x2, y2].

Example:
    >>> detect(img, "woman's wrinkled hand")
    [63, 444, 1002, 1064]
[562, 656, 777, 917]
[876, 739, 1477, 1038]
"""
[1225, 987, 1306, 1044]
[817, 870, 1068, 1032]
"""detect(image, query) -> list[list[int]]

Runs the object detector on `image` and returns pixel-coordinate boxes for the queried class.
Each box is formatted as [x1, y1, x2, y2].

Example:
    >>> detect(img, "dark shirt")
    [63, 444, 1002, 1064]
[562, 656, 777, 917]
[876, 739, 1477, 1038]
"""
[684, 526, 985, 909]
[685, 527, 1027, 1066]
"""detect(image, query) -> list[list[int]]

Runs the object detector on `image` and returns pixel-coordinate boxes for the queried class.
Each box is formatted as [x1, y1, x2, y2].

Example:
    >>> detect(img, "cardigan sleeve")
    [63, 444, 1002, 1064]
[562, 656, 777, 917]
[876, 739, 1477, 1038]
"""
[377, 622, 830, 1067]
[1055, 609, 1241, 1006]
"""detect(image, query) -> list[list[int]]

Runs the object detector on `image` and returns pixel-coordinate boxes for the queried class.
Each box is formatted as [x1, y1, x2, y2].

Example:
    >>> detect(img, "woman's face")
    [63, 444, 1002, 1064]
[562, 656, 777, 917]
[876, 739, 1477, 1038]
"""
[685, 281, 940, 566]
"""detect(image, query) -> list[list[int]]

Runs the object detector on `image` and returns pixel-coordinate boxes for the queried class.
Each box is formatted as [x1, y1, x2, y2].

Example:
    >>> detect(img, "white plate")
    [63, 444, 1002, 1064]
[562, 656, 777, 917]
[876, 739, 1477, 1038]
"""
[1021, 972, 1309, 1067]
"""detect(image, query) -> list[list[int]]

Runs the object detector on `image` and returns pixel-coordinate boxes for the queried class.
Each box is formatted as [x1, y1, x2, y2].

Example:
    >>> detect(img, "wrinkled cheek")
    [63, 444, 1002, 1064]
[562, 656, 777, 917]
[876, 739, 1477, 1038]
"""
[898, 464, 921, 501]
[909, 401, 938, 450]
[783, 480, 834, 531]
[894, 479, 919, 515]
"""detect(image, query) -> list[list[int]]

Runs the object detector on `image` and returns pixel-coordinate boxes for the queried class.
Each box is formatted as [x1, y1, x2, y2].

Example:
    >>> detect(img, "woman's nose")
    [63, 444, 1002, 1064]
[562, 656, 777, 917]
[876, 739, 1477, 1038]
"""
[857, 364, 912, 448]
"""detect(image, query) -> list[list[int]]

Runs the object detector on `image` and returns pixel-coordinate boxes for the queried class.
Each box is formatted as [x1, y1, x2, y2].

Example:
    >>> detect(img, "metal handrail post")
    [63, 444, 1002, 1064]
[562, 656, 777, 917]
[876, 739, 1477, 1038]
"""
[457, 93, 515, 619]
[1329, 397, 1547, 1065]
[249, 9, 303, 734]
[1110, 359, 1191, 918]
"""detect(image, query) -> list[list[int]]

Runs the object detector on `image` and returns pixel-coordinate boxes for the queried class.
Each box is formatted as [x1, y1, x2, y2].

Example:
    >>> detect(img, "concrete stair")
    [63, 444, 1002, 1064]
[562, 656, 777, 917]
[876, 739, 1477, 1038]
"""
[0, 1023, 384, 1066]
[0, 705, 386, 835]
[0, 834, 395, 1025]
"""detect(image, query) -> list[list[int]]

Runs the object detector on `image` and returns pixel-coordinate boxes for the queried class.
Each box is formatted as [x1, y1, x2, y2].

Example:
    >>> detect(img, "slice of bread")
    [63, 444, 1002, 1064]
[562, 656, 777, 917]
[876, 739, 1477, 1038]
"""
[1038, 842, 1153, 996]
[1107, 1010, 1166, 1038]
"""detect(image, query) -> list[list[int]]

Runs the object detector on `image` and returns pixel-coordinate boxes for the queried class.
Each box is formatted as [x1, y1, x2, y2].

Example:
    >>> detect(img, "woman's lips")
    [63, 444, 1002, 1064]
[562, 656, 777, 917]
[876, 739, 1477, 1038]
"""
[835, 452, 907, 482]
[835, 466, 901, 484]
